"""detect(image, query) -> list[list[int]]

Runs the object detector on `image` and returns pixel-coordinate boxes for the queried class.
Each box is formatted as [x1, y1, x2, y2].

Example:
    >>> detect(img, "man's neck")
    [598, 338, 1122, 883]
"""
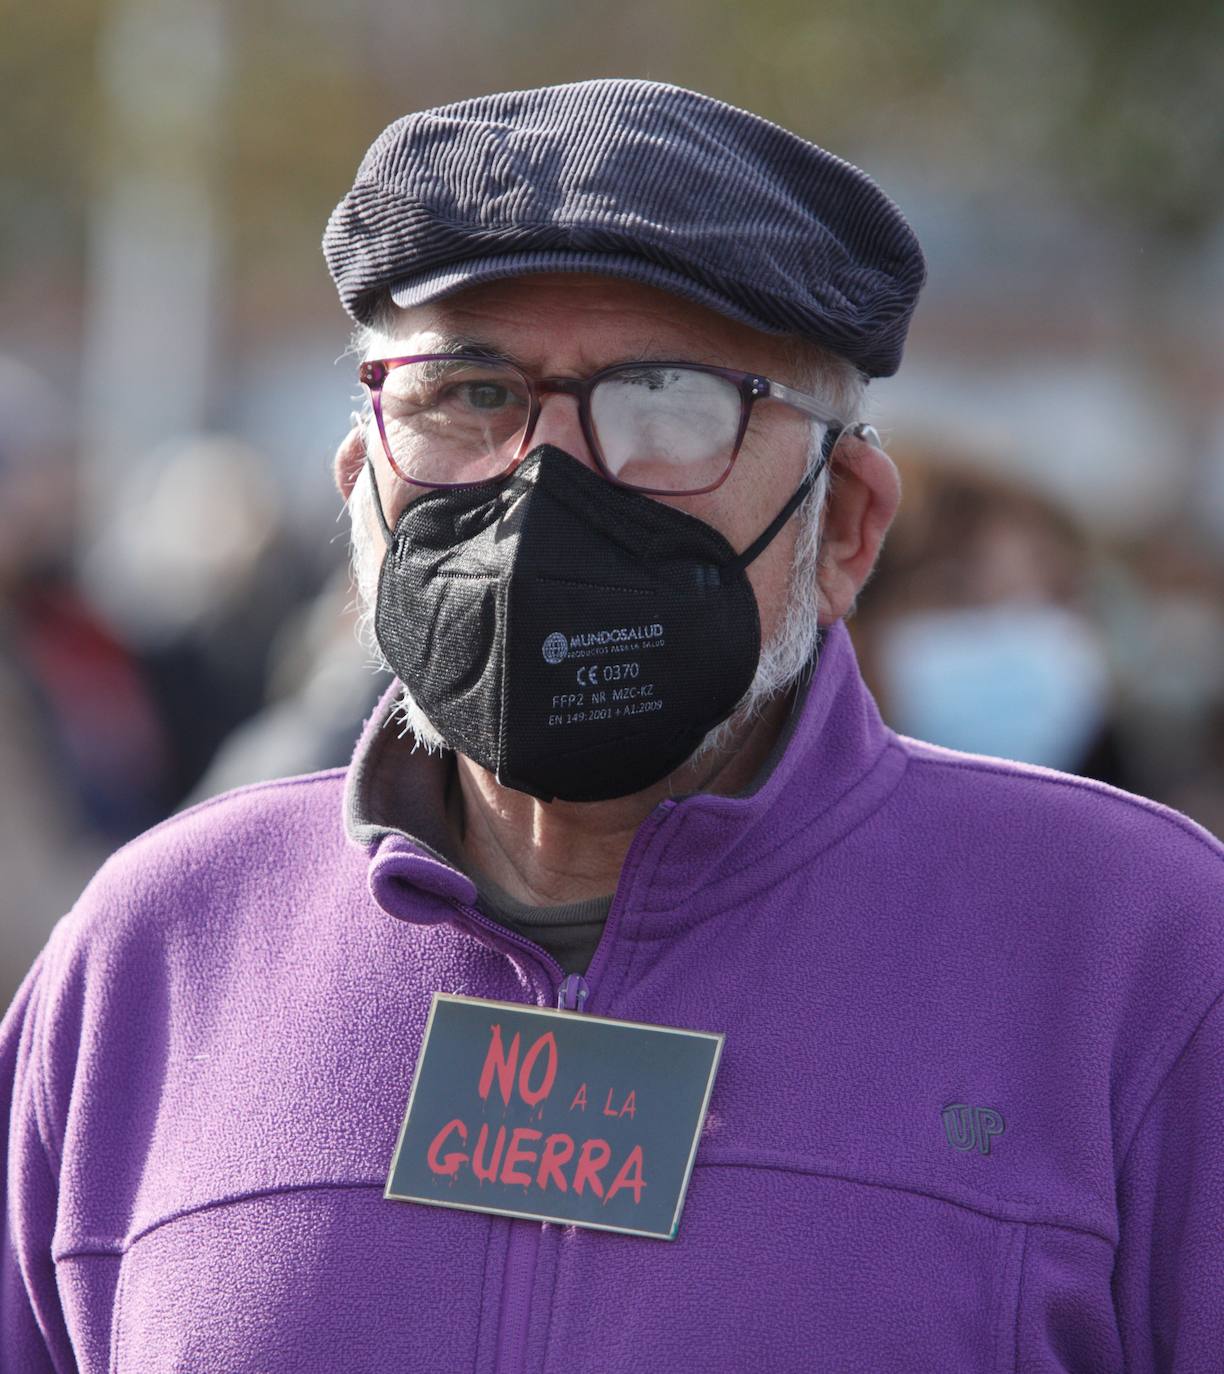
[451, 691, 793, 906]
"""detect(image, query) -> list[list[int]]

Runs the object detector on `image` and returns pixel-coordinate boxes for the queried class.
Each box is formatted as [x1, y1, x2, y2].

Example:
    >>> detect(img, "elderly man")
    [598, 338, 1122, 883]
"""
[3, 79, 1222, 1373]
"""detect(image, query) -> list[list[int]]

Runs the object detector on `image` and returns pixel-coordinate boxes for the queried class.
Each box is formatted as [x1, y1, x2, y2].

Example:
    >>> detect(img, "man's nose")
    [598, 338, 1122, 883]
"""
[523, 389, 600, 473]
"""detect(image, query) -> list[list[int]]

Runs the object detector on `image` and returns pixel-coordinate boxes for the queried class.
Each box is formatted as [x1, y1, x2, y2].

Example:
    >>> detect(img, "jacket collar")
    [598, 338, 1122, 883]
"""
[647, 617, 907, 903]
[345, 617, 907, 924]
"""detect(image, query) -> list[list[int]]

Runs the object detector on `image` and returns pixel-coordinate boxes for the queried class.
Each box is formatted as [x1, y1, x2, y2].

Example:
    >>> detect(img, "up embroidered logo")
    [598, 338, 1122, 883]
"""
[941, 1102, 1005, 1157]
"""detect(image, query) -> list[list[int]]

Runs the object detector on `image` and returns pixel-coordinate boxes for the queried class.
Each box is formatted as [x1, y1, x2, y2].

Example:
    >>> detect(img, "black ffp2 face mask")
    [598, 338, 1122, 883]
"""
[370, 442, 832, 803]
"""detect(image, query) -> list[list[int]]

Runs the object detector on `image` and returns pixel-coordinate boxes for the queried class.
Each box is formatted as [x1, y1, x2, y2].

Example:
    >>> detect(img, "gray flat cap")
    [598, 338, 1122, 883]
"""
[323, 78, 926, 378]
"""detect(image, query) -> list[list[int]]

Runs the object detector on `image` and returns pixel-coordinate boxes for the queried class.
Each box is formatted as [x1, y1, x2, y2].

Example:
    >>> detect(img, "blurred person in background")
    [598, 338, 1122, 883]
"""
[852, 446, 1224, 839]
[851, 444, 1134, 787]
[185, 563, 390, 803]
[1102, 525, 1224, 837]
[84, 433, 324, 802]
[1164, 698, 1224, 838]
[3, 79, 1223, 1372]
[851, 450, 1224, 835]
[0, 357, 169, 1009]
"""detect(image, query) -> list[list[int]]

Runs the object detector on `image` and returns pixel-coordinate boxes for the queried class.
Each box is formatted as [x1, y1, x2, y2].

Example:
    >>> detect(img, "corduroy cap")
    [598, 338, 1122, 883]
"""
[323, 78, 926, 378]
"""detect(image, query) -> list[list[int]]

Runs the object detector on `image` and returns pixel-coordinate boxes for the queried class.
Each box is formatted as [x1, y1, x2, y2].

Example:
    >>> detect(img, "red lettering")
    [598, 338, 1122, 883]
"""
[604, 1145, 646, 1205]
[572, 1137, 612, 1197]
[518, 1032, 558, 1108]
[426, 1118, 468, 1177]
[478, 1024, 520, 1107]
[569, 1083, 588, 1112]
[602, 1088, 637, 1119]
[472, 1123, 507, 1183]
[501, 1128, 542, 1187]
[536, 1133, 575, 1192]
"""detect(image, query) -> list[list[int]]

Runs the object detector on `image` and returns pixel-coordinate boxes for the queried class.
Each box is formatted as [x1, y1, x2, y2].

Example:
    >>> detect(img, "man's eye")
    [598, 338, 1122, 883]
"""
[455, 381, 514, 409]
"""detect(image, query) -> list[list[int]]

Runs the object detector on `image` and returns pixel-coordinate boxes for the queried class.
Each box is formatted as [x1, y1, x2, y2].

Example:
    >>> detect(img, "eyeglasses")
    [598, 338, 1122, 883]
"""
[358, 354, 847, 496]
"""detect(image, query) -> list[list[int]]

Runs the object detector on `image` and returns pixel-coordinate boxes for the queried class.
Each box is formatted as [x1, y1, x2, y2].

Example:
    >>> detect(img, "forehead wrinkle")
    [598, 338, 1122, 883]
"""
[381, 271, 802, 372]
[380, 274, 791, 373]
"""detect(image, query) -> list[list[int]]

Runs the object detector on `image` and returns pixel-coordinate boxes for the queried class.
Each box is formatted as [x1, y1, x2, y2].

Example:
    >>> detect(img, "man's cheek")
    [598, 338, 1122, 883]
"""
[382, 471, 431, 529]
[747, 531, 799, 644]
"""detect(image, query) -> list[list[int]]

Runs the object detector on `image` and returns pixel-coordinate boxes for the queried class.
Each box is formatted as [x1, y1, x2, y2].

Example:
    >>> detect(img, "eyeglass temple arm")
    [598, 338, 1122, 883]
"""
[764, 379, 845, 428]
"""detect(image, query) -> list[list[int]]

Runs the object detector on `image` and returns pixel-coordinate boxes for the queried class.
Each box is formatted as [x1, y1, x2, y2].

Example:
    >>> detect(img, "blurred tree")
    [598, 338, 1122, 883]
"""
[1053, 0, 1224, 240]
[658, 0, 1224, 242]
[0, 0, 103, 270]
[224, 4, 387, 333]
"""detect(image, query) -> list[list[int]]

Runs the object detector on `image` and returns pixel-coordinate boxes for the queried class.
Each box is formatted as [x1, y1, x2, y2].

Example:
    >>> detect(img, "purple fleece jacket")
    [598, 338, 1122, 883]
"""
[3, 618, 1223, 1372]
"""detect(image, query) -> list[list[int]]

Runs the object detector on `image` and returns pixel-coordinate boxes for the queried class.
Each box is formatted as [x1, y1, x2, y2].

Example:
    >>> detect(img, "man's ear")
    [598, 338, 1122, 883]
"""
[816, 431, 902, 623]
[333, 421, 367, 501]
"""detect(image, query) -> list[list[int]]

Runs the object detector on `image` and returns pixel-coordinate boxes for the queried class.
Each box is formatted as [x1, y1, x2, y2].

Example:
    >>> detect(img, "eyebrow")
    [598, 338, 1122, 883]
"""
[414, 334, 724, 377]
[423, 335, 529, 368]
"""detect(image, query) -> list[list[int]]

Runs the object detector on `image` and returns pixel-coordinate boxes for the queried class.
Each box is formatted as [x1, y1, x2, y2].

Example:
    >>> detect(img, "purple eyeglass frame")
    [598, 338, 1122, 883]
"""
[358, 354, 847, 496]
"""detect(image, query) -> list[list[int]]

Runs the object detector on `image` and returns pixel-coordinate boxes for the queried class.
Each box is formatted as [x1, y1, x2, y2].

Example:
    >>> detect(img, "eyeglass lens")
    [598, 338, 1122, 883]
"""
[377, 359, 744, 491]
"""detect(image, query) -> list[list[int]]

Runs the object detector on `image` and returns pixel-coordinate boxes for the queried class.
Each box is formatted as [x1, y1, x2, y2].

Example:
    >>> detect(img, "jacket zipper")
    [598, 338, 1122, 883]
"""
[445, 904, 583, 1374]
[492, 975, 592, 1374]
[556, 972, 590, 1012]
[448, 800, 672, 1373]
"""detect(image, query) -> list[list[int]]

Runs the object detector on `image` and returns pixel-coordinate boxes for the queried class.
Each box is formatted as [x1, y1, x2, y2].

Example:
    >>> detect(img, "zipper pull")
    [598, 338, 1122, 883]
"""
[557, 973, 591, 1013]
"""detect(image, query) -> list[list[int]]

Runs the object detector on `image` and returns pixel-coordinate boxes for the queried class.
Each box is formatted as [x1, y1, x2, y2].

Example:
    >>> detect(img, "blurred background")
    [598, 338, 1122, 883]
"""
[3, 0, 1223, 1009]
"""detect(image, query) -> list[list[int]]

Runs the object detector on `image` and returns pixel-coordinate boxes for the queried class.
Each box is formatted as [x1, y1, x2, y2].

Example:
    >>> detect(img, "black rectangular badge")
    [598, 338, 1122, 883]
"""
[385, 994, 724, 1240]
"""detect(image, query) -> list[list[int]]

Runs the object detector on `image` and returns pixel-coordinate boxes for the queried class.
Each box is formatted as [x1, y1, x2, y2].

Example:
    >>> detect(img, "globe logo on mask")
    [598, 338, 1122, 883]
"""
[542, 632, 569, 665]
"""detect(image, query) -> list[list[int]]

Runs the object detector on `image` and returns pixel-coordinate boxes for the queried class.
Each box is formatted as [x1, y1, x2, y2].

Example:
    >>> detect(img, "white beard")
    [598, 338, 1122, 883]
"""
[346, 430, 832, 774]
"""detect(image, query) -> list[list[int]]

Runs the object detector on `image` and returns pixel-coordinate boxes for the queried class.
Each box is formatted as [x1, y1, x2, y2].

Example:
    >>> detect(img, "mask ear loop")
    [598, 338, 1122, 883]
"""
[723, 423, 842, 577]
[363, 454, 395, 551]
